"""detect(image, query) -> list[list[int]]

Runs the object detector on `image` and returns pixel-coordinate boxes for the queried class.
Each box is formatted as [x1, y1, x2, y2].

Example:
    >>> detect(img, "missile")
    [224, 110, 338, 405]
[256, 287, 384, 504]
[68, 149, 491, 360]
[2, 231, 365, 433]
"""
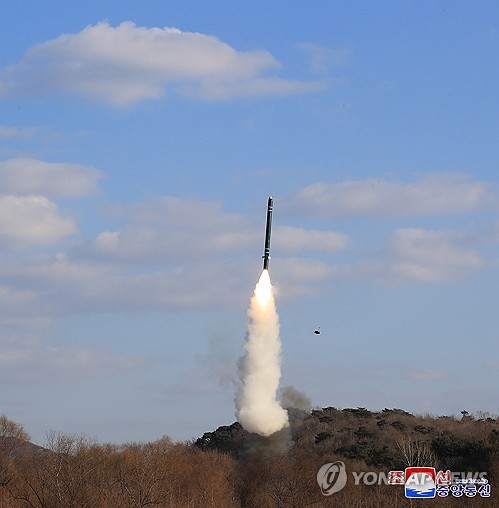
[262, 196, 273, 270]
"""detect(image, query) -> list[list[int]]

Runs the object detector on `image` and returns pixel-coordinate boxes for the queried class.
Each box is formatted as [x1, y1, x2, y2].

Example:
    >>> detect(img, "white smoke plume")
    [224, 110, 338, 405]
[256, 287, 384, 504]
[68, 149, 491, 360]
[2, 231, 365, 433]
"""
[236, 269, 289, 436]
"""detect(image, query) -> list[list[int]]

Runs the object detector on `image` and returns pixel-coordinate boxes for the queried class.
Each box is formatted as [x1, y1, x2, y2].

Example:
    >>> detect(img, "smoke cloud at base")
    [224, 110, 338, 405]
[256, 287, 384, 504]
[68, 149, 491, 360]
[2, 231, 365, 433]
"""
[235, 269, 289, 437]
[280, 385, 312, 412]
[241, 425, 292, 458]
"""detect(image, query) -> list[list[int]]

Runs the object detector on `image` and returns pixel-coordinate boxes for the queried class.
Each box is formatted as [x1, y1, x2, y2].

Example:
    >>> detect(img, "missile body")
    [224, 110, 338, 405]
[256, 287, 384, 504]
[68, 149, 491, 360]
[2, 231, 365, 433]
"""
[263, 196, 273, 270]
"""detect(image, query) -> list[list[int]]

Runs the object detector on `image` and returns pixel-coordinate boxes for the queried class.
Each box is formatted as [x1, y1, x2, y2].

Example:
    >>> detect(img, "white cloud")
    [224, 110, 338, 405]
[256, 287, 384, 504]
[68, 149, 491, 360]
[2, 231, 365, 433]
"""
[273, 257, 339, 299]
[391, 228, 482, 268]
[0, 251, 253, 314]
[284, 173, 496, 219]
[360, 227, 484, 283]
[67, 197, 352, 307]
[80, 196, 254, 264]
[0, 196, 258, 319]
[0, 22, 325, 106]
[274, 225, 349, 255]
[0, 285, 50, 328]
[82, 198, 350, 266]
[0, 158, 103, 197]
[0, 195, 353, 316]
[0, 125, 36, 139]
[0, 335, 144, 383]
[402, 369, 451, 382]
[0, 195, 78, 248]
[191, 76, 327, 100]
[0, 192, 491, 323]
[297, 43, 352, 73]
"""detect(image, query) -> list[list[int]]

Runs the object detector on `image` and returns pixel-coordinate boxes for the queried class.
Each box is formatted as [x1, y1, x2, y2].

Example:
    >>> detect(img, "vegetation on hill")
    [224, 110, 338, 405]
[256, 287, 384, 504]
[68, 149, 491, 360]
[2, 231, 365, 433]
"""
[0, 408, 497, 507]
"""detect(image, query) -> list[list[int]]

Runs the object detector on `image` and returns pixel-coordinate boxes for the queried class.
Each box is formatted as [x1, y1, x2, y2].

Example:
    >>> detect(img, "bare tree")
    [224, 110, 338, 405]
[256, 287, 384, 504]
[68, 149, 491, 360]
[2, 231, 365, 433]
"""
[397, 437, 436, 467]
[0, 415, 31, 488]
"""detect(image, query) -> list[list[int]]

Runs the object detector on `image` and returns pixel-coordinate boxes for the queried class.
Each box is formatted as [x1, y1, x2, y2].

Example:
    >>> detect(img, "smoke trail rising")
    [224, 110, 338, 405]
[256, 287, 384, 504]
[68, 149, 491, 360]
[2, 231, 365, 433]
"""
[236, 269, 289, 436]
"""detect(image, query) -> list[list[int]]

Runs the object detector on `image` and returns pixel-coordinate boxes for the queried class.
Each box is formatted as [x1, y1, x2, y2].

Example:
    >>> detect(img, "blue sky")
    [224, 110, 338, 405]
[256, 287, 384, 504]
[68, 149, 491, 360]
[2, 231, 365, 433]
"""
[1, 1, 498, 444]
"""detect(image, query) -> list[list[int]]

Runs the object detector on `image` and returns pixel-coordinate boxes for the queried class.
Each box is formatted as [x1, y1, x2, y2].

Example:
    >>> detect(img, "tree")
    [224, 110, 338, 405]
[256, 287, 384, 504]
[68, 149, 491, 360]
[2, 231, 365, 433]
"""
[397, 437, 436, 467]
[0, 415, 31, 487]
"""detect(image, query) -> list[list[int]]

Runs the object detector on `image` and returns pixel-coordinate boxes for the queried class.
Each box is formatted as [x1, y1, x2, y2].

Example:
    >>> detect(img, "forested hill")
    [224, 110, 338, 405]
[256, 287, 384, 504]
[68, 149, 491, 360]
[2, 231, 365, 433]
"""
[1, 408, 497, 507]
[196, 407, 499, 473]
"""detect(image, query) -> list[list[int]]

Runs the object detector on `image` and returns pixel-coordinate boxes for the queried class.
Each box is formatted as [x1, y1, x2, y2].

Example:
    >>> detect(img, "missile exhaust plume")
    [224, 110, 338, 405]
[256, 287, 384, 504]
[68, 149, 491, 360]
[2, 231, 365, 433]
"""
[236, 268, 289, 436]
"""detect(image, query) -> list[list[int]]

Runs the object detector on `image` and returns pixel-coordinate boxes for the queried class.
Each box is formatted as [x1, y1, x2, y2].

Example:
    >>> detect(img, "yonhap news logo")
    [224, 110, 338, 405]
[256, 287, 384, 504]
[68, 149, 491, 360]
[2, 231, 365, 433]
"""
[316, 461, 347, 495]
[317, 463, 491, 499]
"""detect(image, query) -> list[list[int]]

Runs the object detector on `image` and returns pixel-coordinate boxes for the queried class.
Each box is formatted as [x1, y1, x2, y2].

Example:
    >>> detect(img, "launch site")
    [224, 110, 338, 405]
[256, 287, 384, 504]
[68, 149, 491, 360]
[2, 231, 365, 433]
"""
[0, 1, 498, 506]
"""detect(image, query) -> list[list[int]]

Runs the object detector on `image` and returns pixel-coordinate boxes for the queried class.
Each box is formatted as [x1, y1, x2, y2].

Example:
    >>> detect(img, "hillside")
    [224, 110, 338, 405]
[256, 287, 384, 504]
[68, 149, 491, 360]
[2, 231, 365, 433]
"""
[197, 406, 499, 472]
[0, 408, 497, 507]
